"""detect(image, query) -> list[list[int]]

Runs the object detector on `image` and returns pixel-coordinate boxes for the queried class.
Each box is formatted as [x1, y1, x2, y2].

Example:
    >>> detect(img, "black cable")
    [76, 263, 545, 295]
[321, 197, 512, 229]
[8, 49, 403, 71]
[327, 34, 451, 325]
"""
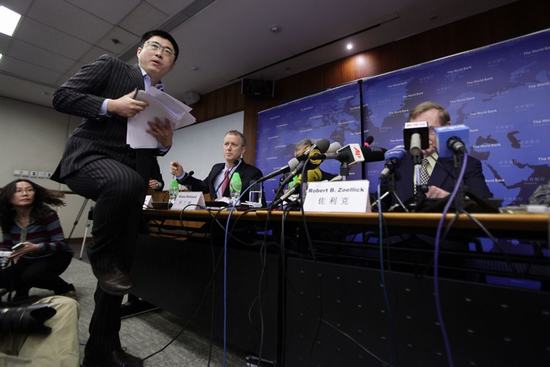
[290, 159, 327, 367]
[459, 209, 519, 274]
[141, 212, 225, 363]
[376, 183, 397, 366]
[320, 318, 392, 366]
[206, 208, 226, 367]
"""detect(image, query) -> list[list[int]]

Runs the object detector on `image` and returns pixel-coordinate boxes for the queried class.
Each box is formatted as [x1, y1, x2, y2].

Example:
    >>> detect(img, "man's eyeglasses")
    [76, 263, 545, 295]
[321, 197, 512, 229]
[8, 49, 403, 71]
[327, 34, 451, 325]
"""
[144, 41, 176, 57]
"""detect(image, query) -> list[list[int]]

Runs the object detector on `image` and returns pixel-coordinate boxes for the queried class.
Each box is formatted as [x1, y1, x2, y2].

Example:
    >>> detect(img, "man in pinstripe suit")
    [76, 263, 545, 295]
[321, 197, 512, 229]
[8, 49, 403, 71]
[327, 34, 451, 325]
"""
[52, 30, 178, 367]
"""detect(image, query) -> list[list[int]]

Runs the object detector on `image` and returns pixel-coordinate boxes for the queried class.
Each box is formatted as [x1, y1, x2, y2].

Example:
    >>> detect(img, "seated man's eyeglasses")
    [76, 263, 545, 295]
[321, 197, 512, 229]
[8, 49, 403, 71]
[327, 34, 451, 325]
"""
[144, 41, 175, 57]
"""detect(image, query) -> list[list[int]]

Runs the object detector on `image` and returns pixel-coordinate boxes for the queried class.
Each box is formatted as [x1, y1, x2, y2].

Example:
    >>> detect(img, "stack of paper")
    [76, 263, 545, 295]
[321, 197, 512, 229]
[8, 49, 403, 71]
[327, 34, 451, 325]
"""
[127, 88, 196, 148]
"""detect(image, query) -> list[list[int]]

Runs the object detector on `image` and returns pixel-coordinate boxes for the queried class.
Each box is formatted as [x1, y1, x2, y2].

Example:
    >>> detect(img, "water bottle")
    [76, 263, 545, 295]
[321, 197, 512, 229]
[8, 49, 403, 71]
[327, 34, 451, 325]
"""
[169, 179, 179, 207]
[229, 172, 242, 205]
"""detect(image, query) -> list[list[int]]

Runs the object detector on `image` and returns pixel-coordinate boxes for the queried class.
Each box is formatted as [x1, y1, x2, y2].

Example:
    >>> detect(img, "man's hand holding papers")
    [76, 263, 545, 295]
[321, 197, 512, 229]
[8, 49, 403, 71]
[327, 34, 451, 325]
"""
[127, 88, 196, 148]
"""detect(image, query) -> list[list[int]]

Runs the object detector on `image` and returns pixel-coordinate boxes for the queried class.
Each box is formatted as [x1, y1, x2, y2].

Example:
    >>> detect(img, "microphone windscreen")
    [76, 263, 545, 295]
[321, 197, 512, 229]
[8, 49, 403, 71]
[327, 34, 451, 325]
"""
[384, 146, 406, 161]
[308, 148, 323, 166]
[434, 125, 470, 158]
[327, 142, 342, 153]
[288, 157, 300, 170]
[308, 168, 323, 182]
[361, 147, 387, 162]
[296, 167, 323, 184]
[313, 139, 330, 153]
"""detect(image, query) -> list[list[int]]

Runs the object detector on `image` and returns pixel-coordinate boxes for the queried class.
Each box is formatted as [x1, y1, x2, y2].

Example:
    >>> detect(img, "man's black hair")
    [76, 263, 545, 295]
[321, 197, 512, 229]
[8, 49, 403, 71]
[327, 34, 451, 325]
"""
[141, 30, 179, 61]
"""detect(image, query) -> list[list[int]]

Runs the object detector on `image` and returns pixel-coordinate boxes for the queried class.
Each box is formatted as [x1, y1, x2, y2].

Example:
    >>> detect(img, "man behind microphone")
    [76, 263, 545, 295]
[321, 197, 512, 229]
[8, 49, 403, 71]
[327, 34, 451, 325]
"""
[170, 130, 263, 201]
[390, 101, 492, 206]
[292, 139, 324, 182]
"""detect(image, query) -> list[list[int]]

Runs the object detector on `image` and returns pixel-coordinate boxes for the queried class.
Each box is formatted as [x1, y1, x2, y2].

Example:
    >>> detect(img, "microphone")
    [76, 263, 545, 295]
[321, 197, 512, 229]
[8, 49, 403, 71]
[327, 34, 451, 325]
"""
[361, 135, 387, 162]
[187, 170, 195, 177]
[279, 141, 326, 188]
[270, 184, 299, 208]
[363, 135, 374, 148]
[312, 139, 330, 154]
[362, 146, 387, 162]
[403, 121, 429, 162]
[311, 142, 342, 159]
[326, 141, 342, 155]
[379, 145, 406, 179]
[317, 143, 386, 164]
[256, 158, 300, 183]
[271, 167, 324, 207]
[335, 144, 365, 165]
[434, 125, 470, 158]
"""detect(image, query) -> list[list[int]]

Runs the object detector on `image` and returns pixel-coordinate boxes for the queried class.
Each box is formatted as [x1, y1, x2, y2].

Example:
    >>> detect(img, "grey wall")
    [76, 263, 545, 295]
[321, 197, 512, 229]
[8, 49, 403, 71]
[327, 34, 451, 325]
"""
[0, 96, 243, 240]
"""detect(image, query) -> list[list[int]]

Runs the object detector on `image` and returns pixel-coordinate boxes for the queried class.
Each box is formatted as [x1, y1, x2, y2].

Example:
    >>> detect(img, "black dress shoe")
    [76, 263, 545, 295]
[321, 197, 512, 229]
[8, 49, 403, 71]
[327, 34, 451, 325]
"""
[115, 349, 144, 367]
[81, 350, 143, 367]
[90, 260, 132, 296]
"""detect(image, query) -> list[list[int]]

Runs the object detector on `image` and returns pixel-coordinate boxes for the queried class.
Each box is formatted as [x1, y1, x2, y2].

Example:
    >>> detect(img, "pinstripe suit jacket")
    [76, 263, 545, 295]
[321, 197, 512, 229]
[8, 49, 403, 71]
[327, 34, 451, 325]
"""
[51, 54, 161, 182]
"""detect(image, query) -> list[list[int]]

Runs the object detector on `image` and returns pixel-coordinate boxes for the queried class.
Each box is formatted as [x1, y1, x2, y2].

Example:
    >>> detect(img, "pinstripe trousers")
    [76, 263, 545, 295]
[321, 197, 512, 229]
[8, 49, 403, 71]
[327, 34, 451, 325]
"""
[64, 158, 147, 362]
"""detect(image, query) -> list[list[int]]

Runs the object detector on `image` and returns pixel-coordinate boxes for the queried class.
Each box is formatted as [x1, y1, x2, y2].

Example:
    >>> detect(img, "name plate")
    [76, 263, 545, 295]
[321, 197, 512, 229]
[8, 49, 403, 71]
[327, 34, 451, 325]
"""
[171, 192, 205, 211]
[303, 180, 371, 213]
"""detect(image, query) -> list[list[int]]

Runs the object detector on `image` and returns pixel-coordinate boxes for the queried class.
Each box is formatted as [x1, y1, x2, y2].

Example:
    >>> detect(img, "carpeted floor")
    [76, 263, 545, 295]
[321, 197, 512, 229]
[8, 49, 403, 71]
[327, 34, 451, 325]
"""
[18, 255, 246, 366]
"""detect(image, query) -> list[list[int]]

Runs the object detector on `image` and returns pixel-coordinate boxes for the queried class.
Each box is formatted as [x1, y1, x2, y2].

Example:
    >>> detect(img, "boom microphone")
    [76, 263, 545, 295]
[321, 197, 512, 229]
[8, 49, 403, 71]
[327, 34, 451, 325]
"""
[315, 143, 386, 163]
[279, 145, 325, 188]
[312, 139, 330, 154]
[311, 142, 342, 159]
[257, 158, 300, 183]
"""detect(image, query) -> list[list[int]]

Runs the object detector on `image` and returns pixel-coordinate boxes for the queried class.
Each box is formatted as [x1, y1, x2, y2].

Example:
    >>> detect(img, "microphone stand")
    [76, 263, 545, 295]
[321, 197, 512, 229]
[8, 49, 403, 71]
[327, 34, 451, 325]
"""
[328, 160, 352, 182]
[412, 153, 427, 211]
[339, 161, 350, 181]
[451, 152, 465, 213]
[375, 173, 409, 212]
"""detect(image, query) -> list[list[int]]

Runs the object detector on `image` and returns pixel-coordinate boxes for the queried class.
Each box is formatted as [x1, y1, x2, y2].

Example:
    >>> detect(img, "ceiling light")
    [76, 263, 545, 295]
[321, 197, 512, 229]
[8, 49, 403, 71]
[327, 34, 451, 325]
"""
[346, 42, 353, 51]
[0, 6, 22, 37]
[270, 25, 281, 33]
[0, 53, 2, 62]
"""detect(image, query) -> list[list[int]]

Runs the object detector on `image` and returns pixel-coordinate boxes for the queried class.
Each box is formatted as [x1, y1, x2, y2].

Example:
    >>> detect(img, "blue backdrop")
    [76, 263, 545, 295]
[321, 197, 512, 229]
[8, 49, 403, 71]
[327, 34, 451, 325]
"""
[256, 82, 362, 201]
[257, 29, 550, 205]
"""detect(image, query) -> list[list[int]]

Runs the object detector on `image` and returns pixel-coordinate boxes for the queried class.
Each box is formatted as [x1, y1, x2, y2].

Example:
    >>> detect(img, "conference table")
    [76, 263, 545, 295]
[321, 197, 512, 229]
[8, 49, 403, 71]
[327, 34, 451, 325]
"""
[132, 208, 550, 367]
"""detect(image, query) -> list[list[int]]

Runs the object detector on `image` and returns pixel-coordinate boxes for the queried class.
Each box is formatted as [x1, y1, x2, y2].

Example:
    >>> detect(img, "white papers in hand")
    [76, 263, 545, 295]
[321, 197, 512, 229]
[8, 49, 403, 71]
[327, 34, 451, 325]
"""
[127, 89, 196, 148]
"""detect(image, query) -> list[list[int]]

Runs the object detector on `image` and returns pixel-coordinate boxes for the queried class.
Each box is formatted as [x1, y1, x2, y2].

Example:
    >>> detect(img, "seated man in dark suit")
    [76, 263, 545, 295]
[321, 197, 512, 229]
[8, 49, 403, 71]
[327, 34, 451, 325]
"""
[388, 101, 493, 210]
[170, 130, 263, 202]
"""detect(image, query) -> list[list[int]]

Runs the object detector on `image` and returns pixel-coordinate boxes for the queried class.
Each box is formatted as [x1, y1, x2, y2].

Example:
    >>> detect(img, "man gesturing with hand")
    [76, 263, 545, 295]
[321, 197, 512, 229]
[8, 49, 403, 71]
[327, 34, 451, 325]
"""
[51, 29, 180, 367]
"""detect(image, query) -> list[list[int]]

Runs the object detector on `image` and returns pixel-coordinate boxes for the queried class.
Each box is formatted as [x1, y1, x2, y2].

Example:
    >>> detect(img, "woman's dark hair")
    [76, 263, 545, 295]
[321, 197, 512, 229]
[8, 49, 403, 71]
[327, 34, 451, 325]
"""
[0, 179, 65, 233]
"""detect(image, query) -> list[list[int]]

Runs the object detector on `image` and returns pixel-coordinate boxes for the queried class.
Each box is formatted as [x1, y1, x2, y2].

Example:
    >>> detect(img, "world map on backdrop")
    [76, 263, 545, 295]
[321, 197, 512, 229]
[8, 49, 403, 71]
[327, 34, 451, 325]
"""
[257, 29, 550, 205]
[363, 28, 550, 205]
[256, 83, 362, 202]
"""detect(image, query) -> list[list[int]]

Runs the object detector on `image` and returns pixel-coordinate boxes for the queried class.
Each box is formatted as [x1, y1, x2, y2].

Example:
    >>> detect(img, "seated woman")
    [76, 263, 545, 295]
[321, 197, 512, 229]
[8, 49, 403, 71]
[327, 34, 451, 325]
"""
[0, 179, 74, 301]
